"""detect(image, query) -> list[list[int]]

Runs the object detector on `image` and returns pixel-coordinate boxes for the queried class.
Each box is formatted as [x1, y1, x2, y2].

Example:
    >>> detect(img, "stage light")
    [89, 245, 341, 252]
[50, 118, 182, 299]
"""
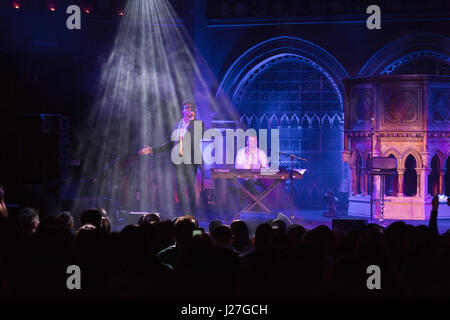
[48, 1, 57, 12]
[12, 2, 21, 9]
[73, 0, 237, 219]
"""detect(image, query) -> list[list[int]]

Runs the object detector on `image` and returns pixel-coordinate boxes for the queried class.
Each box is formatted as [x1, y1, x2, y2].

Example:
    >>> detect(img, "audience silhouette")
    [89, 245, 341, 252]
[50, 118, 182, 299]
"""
[0, 186, 448, 300]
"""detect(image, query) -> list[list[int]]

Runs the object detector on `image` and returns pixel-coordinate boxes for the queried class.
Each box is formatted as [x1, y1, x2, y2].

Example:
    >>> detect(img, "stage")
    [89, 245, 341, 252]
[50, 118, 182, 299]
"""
[113, 209, 450, 235]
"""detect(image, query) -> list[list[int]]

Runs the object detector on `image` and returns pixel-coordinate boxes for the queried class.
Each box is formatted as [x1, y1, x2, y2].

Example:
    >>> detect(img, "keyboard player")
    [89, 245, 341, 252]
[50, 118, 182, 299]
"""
[235, 135, 269, 170]
[234, 135, 269, 210]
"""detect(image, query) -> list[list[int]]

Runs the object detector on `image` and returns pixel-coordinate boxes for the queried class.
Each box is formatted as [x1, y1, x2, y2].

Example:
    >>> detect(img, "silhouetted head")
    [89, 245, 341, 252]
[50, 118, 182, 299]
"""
[174, 216, 196, 245]
[287, 224, 305, 246]
[212, 225, 233, 248]
[230, 220, 250, 252]
[99, 208, 112, 234]
[80, 208, 103, 229]
[145, 212, 161, 224]
[254, 223, 272, 251]
[384, 221, 411, 251]
[230, 220, 249, 240]
[74, 223, 104, 257]
[56, 211, 75, 230]
[118, 224, 147, 257]
[155, 219, 175, 251]
[17, 207, 40, 235]
[184, 214, 198, 227]
[303, 225, 335, 257]
[208, 220, 223, 235]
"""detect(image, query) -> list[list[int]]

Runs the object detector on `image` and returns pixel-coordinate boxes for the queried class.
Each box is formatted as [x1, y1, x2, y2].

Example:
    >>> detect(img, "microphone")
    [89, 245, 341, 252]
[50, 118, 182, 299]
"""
[279, 152, 307, 161]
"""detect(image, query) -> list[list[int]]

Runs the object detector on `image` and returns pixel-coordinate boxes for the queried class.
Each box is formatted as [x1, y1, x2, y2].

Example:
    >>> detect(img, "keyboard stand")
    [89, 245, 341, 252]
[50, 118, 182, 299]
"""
[233, 178, 283, 220]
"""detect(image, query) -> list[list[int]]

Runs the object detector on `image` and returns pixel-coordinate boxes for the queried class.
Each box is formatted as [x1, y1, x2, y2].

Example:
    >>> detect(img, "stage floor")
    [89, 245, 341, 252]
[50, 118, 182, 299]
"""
[113, 209, 450, 235]
[197, 210, 450, 235]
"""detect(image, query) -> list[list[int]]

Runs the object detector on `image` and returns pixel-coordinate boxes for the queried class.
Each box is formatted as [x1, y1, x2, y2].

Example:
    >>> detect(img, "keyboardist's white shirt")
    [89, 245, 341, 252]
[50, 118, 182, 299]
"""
[235, 147, 269, 169]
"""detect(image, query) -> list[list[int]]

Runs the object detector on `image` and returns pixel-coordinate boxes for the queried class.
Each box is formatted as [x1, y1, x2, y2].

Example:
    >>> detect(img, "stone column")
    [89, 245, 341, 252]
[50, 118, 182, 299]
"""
[360, 166, 365, 195]
[417, 168, 431, 198]
[350, 166, 356, 195]
[417, 168, 422, 197]
[364, 168, 369, 196]
[397, 169, 405, 196]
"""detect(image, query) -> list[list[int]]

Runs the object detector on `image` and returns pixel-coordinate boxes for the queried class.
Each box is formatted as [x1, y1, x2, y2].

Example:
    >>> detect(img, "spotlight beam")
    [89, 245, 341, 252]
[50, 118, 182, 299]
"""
[74, 0, 239, 219]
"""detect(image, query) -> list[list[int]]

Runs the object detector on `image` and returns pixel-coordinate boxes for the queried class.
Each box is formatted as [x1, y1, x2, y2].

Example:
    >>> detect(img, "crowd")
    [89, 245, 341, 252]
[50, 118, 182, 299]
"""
[0, 185, 449, 300]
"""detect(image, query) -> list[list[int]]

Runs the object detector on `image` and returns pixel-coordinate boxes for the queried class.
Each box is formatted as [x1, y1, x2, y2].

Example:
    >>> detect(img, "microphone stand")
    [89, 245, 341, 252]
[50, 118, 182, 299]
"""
[279, 152, 307, 219]
[369, 118, 374, 224]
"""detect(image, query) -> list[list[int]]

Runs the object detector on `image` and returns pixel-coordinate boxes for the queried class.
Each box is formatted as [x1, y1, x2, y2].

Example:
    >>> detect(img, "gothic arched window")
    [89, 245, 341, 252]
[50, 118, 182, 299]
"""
[404, 155, 418, 197]
[385, 154, 398, 196]
[235, 54, 343, 208]
[428, 155, 440, 196]
[383, 51, 450, 76]
[446, 157, 450, 196]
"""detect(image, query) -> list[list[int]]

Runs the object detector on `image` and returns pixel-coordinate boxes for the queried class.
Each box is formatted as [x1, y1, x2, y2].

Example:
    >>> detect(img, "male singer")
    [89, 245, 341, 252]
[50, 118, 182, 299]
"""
[139, 101, 203, 215]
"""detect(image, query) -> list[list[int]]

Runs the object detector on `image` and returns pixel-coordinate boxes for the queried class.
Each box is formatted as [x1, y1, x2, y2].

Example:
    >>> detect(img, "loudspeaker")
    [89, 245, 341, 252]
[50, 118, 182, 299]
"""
[16, 114, 70, 184]
[370, 157, 397, 170]
[127, 211, 150, 225]
[332, 218, 368, 234]
[275, 212, 292, 226]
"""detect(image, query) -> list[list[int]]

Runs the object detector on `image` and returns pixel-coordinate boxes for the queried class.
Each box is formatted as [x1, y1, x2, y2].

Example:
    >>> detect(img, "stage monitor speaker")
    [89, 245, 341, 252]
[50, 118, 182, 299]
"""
[370, 157, 397, 170]
[332, 218, 368, 234]
[275, 212, 292, 226]
[127, 211, 150, 225]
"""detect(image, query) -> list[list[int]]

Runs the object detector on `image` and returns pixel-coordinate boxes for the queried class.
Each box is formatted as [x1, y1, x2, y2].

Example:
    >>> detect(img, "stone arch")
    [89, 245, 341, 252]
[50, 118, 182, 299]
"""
[362, 151, 371, 195]
[403, 154, 418, 197]
[322, 114, 332, 127]
[311, 114, 321, 128]
[381, 50, 450, 75]
[350, 149, 363, 168]
[269, 114, 278, 128]
[331, 114, 343, 126]
[383, 148, 402, 168]
[428, 152, 443, 196]
[291, 114, 300, 128]
[360, 149, 370, 167]
[358, 33, 450, 76]
[428, 149, 445, 169]
[384, 154, 399, 196]
[280, 114, 290, 128]
[260, 113, 269, 128]
[401, 148, 423, 169]
[352, 151, 364, 195]
[216, 36, 348, 108]
[240, 114, 250, 127]
[249, 114, 259, 129]
[301, 114, 311, 128]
